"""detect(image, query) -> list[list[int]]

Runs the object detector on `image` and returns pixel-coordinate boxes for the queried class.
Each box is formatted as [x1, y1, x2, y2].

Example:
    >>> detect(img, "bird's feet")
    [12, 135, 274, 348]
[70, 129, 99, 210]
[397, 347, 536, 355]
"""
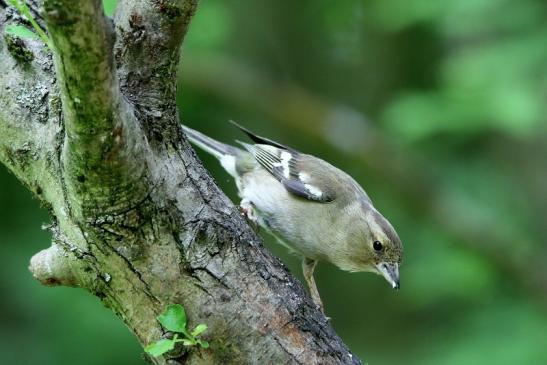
[302, 257, 330, 320]
[312, 297, 330, 321]
[239, 199, 259, 232]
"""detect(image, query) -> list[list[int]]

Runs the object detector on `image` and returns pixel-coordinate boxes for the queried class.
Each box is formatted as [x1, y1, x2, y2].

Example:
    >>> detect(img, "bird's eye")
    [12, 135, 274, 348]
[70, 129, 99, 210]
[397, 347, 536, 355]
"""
[373, 240, 383, 251]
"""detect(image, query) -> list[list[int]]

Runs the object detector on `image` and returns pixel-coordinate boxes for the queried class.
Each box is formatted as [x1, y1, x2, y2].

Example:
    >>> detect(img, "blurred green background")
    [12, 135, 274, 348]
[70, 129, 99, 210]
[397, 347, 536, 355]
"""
[1, 0, 547, 363]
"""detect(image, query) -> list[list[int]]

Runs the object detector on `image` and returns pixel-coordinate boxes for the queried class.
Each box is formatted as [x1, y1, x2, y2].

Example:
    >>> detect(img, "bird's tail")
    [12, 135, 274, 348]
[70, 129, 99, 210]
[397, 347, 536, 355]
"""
[182, 125, 242, 177]
[182, 125, 239, 159]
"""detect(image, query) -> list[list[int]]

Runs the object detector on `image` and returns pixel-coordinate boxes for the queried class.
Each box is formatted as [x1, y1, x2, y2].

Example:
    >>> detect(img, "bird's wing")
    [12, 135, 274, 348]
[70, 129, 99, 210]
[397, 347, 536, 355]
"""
[230, 120, 339, 203]
[240, 143, 336, 203]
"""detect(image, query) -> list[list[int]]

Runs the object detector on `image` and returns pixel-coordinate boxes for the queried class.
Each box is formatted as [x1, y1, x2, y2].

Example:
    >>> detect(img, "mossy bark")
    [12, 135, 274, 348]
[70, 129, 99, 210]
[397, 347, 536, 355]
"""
[0, 1, 361, 364]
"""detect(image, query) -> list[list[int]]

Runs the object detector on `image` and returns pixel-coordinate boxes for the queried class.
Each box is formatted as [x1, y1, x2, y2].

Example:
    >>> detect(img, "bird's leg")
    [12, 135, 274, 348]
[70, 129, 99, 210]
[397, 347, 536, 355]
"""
[302, 257, 325, 314]
[239, 198, 259, 230]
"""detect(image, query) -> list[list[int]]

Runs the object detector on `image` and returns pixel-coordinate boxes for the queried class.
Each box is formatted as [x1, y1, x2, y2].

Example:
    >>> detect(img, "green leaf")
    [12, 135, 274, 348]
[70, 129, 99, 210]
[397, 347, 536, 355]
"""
[6, 1, 52, 49]
[197, 340, 210, 349]
[4, 25, 40, 39]
[158, 304, 187, 333]
[144, 339, 175, 357]
[8, 0, 26, 14]
[191, 323, 208, 337]
[102, 0, 117, 17]
[181, 339, 195, 346]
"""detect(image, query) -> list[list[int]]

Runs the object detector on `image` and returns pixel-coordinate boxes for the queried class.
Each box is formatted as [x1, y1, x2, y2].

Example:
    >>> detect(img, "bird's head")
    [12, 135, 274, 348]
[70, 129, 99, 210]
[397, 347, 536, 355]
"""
[342, 207, 403, 289]
[365, 209, 403, 289]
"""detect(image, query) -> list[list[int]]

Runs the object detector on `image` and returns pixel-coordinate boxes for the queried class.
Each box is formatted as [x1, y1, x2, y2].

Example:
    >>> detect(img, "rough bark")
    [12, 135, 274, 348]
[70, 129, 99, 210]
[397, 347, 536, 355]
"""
[0, 1, 361, 364]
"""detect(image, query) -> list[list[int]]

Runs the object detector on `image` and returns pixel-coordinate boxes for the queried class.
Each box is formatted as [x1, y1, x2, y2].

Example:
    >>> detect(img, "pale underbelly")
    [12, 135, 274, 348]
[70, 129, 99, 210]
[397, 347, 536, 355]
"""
[240, 170, 337, 260]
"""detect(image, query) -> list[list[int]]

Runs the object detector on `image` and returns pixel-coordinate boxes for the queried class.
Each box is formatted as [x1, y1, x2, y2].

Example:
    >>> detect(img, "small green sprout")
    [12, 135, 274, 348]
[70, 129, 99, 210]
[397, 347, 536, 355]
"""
[144, 304, 209, 357]
[5, 0, 52, 49]
[4, 24, 40, 39]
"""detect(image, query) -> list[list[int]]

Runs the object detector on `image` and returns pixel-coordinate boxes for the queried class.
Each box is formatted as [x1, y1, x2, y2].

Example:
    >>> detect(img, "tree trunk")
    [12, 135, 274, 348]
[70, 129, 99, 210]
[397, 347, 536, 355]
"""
[0, 1, 361, 364]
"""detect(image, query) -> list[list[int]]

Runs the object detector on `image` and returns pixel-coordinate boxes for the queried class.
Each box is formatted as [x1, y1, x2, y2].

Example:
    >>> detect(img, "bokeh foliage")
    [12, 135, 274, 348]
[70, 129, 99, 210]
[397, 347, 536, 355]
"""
[1, 0, 546, 364]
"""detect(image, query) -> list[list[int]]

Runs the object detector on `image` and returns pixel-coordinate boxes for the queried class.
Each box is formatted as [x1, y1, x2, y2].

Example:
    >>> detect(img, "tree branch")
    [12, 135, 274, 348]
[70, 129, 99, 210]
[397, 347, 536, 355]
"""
[43, 0, 149, 218]
[114, 0, 197, 143]
[43, 0, 116, 149]
[30, 244, 87, 287]
[114, 0, 197, 94]
[0, 3, 63, 208]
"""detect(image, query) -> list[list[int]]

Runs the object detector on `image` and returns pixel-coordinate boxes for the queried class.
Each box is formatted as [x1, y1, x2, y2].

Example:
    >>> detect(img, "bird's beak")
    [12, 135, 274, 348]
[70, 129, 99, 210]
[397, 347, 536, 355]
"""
[376, 262, 400, 290]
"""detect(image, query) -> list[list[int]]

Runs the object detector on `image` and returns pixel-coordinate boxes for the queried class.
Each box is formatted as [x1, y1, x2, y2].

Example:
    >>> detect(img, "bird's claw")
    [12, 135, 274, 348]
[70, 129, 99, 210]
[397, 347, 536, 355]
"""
[313, 302, 330, 321]
[239, 200, 259, 232]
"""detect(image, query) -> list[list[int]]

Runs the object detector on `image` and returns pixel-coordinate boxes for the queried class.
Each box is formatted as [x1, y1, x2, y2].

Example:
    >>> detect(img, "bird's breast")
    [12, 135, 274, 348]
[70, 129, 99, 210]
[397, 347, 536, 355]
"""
[239, 169, 347, 260]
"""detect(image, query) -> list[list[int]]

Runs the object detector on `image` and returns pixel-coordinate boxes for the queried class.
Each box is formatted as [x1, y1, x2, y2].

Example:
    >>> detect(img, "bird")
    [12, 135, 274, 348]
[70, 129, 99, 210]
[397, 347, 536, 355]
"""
[182, 121, 403, 313]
